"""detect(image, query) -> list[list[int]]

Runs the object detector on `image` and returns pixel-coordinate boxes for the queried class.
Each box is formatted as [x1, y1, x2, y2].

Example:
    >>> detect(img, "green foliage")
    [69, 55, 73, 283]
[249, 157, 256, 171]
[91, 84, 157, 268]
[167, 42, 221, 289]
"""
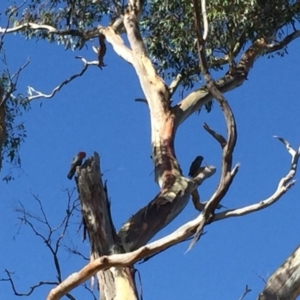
[141, 0, 300, 94]
[3, 93, 29, 180]
[6, 0, 300, 82]
[1, 0, 299, 172]
[0, 58, 30, 182]
[6, 0, 115, 50]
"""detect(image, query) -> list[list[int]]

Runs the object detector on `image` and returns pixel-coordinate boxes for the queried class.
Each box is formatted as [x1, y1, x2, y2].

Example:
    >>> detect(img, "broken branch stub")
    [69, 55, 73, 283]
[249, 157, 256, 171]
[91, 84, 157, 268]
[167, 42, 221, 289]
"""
[77, 153, 138, 300]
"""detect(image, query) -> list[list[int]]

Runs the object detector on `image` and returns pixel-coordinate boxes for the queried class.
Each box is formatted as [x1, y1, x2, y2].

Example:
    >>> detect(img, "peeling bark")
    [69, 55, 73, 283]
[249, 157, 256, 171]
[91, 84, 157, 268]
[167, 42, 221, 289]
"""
[258, 245, 300, 300]
[77, 153, 138, 300]
[118, 167, 215, 251]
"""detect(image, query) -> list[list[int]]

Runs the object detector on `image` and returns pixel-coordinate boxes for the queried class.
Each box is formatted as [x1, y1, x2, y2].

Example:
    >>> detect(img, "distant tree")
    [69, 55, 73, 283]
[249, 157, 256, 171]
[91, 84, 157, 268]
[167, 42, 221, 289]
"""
[1, 0, 300, 299]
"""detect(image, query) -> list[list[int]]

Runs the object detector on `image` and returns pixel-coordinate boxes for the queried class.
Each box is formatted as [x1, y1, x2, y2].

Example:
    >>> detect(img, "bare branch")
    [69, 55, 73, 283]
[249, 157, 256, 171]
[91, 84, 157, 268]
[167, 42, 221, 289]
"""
[47, 137, 298, 299]
[119, 166, 216, 251]
[82, 282, 97, 300]
[123, 10, 169, 109]
[191, 189, 226, 212]
[0, 22, 99, 40]
[128, 0, 144, 19]
[27, 57, 98, 101]
[174, 30, 300, 126]
[10, 58, 30, 86]
[13, 190, 80, 293]
[201, 0, 208, 41]
[65, 293, 76, 300]
[0, 20, 133, 66]
[64, 245, 89, 261]
[0, 269, 57, 296]
[238, 285, 252, 300]
[214, 137, 300, 222]
[263, 30, 300, 53]
[188, 0, 238, 250]
[191, 189, 204, 211]
[135, 98, 147, 104]
[0, 57, 30, 106]
[203, 122, 227, 147]
[47, 214, 206, 300]
[103, 27, 133, 65]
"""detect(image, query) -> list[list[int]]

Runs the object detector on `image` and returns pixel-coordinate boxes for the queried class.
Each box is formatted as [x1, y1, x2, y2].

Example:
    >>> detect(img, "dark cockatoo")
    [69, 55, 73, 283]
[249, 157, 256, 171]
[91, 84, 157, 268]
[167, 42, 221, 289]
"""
[188, 155, 204, 177]
[67, 152, 86, 180]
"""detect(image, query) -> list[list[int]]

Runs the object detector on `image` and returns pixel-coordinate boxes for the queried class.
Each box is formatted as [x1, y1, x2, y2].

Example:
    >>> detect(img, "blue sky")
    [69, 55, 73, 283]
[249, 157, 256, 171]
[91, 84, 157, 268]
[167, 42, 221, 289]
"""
[0, 5, 300, 300]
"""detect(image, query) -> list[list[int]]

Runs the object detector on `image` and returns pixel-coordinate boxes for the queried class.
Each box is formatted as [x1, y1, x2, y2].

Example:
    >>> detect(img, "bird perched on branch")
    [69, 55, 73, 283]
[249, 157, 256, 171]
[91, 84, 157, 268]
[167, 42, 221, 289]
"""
[67, 151, 86, 180]
[188, 155, 204, 177]
[92, 34, 107, 69]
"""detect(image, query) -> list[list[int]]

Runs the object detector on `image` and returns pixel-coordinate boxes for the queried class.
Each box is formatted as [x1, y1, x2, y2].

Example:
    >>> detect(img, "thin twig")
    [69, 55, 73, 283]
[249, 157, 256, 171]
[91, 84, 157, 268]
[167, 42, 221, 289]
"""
[238, 285, 252, 300]
[0, 269, 57, 296]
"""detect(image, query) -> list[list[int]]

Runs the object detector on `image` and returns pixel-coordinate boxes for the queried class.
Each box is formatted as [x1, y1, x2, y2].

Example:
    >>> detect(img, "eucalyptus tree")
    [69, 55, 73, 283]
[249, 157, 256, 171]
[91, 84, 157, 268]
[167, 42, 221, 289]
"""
[1, 0, 300, 299]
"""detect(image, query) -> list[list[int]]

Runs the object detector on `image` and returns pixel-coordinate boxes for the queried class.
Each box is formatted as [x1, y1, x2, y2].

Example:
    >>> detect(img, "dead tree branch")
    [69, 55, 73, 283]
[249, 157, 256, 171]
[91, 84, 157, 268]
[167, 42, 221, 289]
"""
[214, 137, 300, 222]
[0, 57, 30, 106]
[27, 57, 98, 101]
[15, 192, 78, 282]
[238, 285, 251, 300]
[0, 269, 57, 297]
[118, 165, 216, 252]
[47, 136, 298, 299]
[2, 190, 91, 299]
[76, 152, 139, 300]
[187, 0, 238, 250]
[0, 21, 133, 65]
[0, 22, 99, 41]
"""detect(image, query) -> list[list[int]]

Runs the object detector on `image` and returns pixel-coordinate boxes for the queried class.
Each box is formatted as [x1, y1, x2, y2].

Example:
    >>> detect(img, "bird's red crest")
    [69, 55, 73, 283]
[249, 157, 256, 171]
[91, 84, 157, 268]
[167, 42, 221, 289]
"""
[78, 151, 86, 158]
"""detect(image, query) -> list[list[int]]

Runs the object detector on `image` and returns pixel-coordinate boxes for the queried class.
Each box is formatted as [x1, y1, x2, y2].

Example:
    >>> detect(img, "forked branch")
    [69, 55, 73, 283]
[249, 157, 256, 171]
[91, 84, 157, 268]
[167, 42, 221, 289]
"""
[214, 137, 300, 222]
[188, 0, 238, 250]
[47, 136, 298, 299]
[2, 191, 82, 299]
[27, 57, 98, 101]
[0, 270, 57, 297]
[238, 285, 252, 300]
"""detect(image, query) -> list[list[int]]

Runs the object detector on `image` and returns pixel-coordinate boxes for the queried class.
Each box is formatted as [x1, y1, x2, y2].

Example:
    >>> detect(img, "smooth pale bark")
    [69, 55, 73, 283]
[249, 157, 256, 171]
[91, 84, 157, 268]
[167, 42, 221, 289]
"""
[257, 245, 300, 300]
